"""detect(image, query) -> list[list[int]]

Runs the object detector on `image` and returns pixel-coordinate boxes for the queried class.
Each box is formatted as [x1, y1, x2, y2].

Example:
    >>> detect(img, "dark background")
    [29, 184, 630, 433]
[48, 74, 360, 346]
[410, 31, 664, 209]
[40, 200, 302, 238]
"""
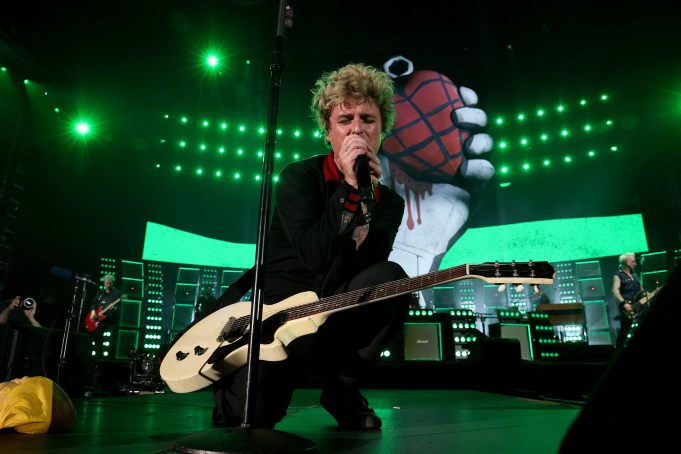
[1, 0, 680, 303]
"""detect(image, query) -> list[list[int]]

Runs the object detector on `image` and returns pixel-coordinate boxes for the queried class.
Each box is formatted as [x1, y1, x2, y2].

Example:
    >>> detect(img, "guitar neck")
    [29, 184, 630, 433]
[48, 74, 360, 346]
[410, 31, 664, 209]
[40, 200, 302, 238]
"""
[283, 261, 554, 322]
[100, 297, 122, 315]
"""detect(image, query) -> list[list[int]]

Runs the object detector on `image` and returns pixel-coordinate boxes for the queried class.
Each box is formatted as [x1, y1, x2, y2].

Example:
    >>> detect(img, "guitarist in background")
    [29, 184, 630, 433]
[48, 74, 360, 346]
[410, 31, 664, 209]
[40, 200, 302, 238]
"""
[88, 274, 121, 359]
[212, 63, 411, 431]
[612, 252, 657, 348]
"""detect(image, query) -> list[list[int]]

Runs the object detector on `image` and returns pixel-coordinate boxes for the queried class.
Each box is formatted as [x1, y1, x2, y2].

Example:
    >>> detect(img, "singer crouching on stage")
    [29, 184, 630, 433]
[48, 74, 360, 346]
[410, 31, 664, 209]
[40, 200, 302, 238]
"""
[211, 63, 411, 430]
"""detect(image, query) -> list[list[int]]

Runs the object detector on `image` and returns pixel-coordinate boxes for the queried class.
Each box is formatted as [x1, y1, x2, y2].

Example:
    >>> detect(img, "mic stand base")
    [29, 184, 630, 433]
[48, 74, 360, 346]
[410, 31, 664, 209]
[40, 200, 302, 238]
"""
[174, 426, 316, 454]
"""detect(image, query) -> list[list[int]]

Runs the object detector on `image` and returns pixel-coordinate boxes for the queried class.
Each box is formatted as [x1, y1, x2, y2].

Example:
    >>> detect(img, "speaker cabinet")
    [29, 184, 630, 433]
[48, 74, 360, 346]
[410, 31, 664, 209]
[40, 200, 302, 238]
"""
[403, 323, 442, 361]
[489, 323, 532, 361]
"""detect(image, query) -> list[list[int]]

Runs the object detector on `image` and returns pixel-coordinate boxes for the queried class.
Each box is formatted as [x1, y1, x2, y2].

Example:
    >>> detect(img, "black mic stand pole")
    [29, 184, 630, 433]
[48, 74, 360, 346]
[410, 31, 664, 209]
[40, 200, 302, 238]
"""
[57, 279, 81, 384]
[75, 279, 90, 334]
[173, 2, 315, 452]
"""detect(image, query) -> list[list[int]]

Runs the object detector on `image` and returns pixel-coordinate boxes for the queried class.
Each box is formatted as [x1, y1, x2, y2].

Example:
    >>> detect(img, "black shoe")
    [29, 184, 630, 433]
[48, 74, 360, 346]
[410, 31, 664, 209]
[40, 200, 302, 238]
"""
[320, 385, 382, 431]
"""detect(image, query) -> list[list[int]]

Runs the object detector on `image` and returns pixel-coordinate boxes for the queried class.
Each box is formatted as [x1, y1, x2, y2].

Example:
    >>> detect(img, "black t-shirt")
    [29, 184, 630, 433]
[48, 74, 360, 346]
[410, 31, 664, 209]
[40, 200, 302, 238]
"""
[90, 288, 122, 323]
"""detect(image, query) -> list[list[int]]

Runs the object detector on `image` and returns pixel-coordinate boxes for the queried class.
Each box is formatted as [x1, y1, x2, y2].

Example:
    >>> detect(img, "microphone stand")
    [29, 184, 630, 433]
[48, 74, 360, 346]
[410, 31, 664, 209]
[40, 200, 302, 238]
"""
[57, 279, 81, 384]
[76, 281, 89, 334]
[173, 2, 315, 452]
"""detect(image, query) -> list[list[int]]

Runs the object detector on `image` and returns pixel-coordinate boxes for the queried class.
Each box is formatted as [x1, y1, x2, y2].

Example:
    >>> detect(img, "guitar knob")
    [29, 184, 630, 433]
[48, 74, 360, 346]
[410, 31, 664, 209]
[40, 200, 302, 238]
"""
[194, 346, 208, 356]
[176, 351, 189, 361]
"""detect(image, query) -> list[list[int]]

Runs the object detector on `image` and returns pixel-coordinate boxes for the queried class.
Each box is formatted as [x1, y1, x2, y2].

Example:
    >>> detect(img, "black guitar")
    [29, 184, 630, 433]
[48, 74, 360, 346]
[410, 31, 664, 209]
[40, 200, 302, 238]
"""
[160, 260, 555, 393]
[621, 286, 663, 321]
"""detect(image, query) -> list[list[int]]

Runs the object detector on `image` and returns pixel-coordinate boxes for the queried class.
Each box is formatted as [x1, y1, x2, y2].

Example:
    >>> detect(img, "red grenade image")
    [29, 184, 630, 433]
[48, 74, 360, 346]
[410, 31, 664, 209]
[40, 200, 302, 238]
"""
[382, 70, 468, 183]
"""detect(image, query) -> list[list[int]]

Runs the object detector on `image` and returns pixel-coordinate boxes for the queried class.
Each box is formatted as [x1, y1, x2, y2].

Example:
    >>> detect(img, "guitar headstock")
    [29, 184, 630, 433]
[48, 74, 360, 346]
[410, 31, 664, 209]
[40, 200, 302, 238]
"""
[469, 261, 555, 285]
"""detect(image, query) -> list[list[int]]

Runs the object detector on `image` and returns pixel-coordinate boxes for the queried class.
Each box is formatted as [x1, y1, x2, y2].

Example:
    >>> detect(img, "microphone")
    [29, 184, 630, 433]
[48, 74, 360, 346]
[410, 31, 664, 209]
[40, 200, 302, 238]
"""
[50, 266, 75, 281]
[354, 155, 375, 223]
[354, 153, 375, 200]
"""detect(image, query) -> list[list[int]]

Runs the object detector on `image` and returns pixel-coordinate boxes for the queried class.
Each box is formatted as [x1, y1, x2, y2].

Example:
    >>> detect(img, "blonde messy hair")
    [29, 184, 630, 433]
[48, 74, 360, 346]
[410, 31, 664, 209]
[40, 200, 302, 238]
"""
[310, 63, 396, 138]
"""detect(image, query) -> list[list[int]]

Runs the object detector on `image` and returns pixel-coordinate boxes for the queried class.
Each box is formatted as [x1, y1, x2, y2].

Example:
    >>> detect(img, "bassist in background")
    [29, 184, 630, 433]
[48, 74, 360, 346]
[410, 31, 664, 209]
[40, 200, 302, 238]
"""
[612, 253, 654, 348]
[88, 274, 121, 359]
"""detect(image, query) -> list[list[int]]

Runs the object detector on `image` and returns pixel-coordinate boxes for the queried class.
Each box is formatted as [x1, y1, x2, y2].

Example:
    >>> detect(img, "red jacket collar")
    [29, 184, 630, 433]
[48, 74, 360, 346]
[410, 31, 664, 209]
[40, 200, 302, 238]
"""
[322, 151, 381, 201]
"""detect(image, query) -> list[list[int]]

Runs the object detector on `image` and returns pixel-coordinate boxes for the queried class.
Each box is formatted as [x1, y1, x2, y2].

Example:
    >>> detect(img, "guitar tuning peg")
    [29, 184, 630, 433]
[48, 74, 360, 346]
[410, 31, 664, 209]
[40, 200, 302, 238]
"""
[498, 284, 506, 292]
[515, 284, 524, 293]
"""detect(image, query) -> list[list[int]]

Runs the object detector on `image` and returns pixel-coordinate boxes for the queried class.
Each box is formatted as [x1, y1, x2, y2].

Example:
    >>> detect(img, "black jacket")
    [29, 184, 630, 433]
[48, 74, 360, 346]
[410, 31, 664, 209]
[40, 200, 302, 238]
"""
[263, 153, 405, 304]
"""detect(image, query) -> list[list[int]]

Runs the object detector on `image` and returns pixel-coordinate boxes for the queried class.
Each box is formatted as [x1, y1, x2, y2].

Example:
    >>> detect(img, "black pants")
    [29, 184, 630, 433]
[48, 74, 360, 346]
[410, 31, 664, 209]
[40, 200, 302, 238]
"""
[212, 260, 411, 427]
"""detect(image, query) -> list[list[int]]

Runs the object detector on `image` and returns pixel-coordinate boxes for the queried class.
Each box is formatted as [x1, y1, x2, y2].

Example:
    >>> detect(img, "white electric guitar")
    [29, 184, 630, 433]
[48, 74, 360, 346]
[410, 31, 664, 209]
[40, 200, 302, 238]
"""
[160, 260, 555, 393]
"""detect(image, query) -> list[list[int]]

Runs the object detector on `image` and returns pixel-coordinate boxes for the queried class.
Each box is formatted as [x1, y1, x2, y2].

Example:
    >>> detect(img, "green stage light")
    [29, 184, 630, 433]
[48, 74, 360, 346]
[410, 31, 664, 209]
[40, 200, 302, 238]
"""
[206, 55, 219, 68]
[76, 121, 90, 135]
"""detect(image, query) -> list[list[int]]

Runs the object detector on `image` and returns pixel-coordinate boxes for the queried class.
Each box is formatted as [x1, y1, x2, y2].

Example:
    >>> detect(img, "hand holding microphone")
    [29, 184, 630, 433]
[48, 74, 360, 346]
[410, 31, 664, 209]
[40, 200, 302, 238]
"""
[354, 155, 374, 206]
[340, 137, 379, 223]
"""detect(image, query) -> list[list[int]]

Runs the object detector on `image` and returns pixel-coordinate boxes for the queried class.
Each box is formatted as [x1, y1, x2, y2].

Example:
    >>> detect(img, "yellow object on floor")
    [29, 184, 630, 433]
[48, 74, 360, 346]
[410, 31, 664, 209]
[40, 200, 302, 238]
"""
[0, 376, 76, 434]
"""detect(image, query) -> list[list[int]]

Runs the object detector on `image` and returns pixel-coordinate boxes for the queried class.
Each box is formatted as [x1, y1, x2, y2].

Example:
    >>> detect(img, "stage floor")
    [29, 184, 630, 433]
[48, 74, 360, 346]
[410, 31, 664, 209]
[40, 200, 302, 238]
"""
[1, 386, 585, 454]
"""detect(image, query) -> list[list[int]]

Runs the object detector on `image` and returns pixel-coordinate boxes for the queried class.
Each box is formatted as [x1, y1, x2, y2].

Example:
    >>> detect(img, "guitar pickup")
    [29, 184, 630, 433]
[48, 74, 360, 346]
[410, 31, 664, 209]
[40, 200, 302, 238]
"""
[176, 351, 189, 361]
[194, 346, 208, 356]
